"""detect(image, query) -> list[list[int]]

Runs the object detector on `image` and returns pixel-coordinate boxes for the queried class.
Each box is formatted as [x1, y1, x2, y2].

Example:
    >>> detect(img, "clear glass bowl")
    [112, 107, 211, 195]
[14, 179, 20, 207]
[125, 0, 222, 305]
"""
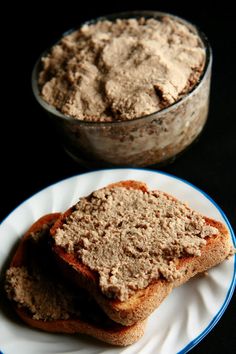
[32, 11, 212, 167]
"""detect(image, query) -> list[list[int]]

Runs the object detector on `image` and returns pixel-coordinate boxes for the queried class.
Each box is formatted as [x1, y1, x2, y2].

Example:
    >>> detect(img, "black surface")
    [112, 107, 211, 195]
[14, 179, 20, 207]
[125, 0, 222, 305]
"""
[1, 1, 235, 353]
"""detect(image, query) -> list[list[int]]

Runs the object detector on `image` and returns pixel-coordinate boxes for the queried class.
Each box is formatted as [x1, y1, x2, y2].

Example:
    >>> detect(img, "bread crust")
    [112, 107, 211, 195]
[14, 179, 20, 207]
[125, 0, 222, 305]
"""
[6, 213, 146, 346]
[51, 181, 232, 326]
[14, 306, 146, 346]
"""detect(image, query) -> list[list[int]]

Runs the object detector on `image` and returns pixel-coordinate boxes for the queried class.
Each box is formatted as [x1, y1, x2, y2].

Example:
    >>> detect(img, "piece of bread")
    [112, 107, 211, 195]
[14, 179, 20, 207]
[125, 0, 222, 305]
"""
[51, 181, 232, 326]
[5, 213, 146, 346]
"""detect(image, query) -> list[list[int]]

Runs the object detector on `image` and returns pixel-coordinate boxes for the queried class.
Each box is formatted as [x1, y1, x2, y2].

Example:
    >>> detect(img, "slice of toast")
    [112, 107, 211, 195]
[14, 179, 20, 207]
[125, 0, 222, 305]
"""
[51, 181, 232, 326]
[5, 213, 146, 346]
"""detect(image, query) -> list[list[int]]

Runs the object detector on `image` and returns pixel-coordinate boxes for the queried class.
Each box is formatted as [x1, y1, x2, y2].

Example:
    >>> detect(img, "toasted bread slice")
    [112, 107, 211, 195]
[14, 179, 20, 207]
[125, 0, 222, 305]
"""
[5, 213, 146, 346]
[51, 181, 232, 326]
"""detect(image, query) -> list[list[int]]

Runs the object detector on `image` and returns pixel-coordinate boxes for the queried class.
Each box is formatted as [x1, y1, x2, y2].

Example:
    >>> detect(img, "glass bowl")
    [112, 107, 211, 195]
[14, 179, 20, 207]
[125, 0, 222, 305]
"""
[32, 11, 212, 167]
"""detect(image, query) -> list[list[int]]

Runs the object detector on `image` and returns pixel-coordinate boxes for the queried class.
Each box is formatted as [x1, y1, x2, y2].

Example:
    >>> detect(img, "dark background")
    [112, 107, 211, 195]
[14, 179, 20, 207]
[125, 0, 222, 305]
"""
[1, 1, 235, 352]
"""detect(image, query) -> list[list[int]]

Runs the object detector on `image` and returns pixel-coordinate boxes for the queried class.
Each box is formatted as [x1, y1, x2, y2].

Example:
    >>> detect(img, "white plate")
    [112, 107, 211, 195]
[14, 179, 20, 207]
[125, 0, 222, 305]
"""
[0, 168, 235, 354]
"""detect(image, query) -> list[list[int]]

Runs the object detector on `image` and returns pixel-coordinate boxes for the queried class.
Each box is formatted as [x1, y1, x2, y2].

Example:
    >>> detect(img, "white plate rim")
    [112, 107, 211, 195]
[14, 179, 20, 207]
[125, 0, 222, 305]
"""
[0, 167, 235, 354]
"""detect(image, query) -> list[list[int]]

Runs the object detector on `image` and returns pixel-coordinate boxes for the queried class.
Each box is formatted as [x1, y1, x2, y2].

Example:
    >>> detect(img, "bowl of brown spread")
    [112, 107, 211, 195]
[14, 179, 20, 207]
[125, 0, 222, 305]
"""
[32, 11, 212, 167]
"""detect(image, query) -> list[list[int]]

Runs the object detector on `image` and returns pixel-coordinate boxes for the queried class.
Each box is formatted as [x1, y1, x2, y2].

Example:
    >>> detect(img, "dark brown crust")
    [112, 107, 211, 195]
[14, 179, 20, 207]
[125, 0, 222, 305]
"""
[51, 181, 232, 326]
[15, 306, 146, 345]
[7, 213, 146, 346]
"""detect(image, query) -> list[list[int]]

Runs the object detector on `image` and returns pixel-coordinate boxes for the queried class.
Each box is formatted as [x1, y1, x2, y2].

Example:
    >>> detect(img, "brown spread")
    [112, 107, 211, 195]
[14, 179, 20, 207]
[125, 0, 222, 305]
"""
[5, 264, 119, 327]
[5, 220, 81, 321]
[5, 266, 78, 321]
[39, 16, 205, 122]
[54, 186, 218, 301]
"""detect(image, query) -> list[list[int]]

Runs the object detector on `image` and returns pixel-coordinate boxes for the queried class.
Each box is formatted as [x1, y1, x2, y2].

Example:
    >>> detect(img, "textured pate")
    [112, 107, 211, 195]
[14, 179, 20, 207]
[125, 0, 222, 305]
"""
[39, 16, 205, 122]
[5, 220, 81, 321]
[54, 186, 218, 301]
[5, 266, 78, 321]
